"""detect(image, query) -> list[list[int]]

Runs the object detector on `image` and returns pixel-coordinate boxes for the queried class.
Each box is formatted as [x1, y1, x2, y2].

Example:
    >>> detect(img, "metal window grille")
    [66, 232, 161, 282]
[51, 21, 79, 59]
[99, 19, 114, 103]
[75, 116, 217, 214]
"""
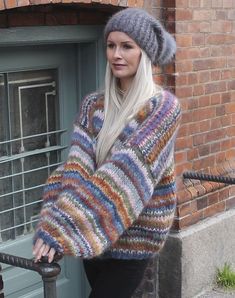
[0, 69, 66, 242]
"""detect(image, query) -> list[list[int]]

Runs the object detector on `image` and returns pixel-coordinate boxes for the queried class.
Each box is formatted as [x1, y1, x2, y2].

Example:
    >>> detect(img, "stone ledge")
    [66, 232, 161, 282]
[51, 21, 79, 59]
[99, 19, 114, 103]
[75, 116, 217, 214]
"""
[159, 208, 235, 298]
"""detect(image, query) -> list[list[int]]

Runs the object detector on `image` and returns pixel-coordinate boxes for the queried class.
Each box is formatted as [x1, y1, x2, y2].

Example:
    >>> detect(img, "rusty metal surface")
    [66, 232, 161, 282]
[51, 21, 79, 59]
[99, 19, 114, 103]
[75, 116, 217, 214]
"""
[0, 253, 61, 298]
[183, 172, 235, 185]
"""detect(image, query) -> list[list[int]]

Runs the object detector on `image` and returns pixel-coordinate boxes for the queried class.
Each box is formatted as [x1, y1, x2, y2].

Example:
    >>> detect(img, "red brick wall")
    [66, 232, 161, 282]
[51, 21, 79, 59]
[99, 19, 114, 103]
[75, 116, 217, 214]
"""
[0, 0, 148, 27]
[0, 0, 144, 11]
[151, 1, 176, 92]
[0, 4, 114, 27]
[174, 0, 235, 230]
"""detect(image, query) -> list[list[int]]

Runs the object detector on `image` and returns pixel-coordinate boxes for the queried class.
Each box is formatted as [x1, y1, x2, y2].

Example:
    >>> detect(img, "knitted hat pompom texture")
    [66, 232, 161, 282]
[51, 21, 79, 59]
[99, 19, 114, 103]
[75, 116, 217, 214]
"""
[104, 8, 176, 66]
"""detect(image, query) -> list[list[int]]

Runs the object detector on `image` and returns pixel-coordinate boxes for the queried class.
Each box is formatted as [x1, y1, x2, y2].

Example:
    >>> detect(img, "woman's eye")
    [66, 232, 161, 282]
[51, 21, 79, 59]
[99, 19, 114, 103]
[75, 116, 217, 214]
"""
[107, 43, 115, 49]
[123, 44, 133, 49]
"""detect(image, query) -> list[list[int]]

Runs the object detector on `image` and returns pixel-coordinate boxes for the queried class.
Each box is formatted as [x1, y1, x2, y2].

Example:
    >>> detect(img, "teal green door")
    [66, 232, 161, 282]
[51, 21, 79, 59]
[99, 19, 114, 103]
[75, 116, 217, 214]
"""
[0, 42, 102, 297]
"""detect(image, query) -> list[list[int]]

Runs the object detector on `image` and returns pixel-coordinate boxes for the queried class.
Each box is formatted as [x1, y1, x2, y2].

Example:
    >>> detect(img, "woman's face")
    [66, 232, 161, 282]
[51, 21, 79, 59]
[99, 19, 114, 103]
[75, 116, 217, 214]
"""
[106, 31, 142, 89]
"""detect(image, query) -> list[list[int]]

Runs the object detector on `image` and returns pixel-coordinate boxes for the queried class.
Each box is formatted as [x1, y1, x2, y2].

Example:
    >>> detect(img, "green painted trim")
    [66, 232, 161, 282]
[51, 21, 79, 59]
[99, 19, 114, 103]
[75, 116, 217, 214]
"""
[0, 25, 103, 46]
[97, 36, 107, 89]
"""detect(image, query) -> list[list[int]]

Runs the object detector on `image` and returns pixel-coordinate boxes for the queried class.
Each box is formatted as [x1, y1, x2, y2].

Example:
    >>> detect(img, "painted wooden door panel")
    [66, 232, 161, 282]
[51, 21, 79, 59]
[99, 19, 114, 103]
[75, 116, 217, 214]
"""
[0, 43, 97, 298]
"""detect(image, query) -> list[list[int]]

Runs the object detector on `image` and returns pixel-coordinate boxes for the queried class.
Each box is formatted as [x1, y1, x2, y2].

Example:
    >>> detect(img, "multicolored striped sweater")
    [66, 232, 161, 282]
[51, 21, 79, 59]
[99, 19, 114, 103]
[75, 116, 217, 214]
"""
[34, 90, 181, 259]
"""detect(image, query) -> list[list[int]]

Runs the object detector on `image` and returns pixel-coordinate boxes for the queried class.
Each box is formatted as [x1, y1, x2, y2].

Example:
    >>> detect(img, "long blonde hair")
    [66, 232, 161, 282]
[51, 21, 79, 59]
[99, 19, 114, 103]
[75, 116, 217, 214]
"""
[96, 51, 162, 166]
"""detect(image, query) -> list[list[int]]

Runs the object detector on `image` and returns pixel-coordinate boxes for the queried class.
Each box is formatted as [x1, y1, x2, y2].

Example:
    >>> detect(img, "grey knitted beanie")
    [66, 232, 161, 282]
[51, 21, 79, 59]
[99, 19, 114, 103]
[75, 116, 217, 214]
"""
[104, 8, 176, 66]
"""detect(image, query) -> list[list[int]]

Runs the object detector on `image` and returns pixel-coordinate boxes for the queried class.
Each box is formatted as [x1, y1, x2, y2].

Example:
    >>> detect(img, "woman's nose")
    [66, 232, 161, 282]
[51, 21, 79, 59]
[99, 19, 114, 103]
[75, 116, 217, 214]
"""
[113, 47, 121, 58]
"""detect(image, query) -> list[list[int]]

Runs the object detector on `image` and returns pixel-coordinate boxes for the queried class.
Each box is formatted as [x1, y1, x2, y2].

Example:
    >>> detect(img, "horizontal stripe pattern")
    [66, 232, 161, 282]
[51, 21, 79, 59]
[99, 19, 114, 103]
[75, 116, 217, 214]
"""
[34, 90, 181, 259]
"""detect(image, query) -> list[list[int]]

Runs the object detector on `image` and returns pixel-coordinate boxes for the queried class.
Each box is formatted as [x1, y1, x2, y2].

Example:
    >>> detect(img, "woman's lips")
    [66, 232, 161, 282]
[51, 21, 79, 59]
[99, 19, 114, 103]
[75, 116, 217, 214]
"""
[112, 63, 126, 69]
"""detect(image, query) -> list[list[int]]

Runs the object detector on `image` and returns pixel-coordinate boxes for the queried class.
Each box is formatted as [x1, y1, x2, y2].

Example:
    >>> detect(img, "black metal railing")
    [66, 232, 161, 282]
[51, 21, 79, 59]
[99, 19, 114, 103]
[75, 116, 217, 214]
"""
[0, 252, 61, 298]
[183, 171, 235, 185]
[0, 264, 3, 298]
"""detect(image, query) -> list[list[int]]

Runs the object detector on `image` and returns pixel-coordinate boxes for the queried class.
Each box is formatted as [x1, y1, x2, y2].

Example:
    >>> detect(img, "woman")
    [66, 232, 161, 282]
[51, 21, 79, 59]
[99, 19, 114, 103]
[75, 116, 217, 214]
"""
[33, 8, 181, 298]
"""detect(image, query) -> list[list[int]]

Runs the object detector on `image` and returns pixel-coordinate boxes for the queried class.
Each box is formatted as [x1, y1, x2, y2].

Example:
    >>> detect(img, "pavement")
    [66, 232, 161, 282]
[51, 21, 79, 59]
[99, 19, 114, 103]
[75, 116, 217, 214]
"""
[197, 288, 235, 297]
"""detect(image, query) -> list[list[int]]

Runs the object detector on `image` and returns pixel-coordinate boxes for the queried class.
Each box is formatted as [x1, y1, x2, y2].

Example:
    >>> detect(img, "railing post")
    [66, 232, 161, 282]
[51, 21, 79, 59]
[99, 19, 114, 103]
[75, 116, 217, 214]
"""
[0, 253, 61, 298]
[43, 276, 58, 298]
[37, 258, 61, 298]
[0, 264, 4, 298]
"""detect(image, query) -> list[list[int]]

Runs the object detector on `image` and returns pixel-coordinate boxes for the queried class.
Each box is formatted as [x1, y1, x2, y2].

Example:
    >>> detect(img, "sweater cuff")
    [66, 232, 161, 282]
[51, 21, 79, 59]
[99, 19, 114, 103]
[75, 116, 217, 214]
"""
[33, 229, 64, 255]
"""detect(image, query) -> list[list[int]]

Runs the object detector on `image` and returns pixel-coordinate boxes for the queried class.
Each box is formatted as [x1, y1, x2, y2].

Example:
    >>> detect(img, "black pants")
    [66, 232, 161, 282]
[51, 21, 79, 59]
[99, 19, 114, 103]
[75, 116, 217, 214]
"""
[83, 258, 149, 298]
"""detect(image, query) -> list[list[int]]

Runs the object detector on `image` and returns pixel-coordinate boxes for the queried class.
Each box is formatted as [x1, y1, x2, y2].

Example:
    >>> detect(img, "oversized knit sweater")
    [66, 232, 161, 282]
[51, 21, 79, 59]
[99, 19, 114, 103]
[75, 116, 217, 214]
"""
[34, 90, 181, 259]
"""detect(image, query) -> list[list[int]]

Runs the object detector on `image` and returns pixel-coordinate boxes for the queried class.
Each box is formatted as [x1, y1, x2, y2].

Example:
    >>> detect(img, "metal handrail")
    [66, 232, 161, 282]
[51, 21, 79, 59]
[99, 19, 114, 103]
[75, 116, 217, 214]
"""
[183, 172, 235, 185]
[0, 252, 61, 298]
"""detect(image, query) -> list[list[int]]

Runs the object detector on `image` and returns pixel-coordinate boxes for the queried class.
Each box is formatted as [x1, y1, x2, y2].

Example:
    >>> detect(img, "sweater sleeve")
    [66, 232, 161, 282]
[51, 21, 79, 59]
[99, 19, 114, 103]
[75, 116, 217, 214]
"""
[33, 93, 97, 249]
[34, 92, 181, 258]
[39, 92, 98, 206]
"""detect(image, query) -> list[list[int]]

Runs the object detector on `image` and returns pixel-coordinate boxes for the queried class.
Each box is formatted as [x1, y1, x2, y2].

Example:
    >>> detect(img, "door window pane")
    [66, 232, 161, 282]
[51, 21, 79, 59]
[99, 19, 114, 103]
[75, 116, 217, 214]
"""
[0, 69, 65, 242]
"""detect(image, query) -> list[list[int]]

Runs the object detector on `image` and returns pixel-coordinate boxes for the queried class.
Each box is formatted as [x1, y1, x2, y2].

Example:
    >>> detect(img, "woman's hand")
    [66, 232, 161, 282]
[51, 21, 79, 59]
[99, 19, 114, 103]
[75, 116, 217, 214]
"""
[33, 238, 56, 263]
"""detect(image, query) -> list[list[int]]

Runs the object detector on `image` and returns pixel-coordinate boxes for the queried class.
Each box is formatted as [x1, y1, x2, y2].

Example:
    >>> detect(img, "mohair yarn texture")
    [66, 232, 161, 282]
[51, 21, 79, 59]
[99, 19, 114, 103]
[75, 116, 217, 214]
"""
[104, 8, 176, 66]
[34, 91, 181, 259]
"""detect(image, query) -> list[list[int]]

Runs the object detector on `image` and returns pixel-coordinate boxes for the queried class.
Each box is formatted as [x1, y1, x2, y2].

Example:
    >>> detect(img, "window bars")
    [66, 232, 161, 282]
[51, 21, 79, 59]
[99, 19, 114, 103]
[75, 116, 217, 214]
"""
[0, 69, 67, 242]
